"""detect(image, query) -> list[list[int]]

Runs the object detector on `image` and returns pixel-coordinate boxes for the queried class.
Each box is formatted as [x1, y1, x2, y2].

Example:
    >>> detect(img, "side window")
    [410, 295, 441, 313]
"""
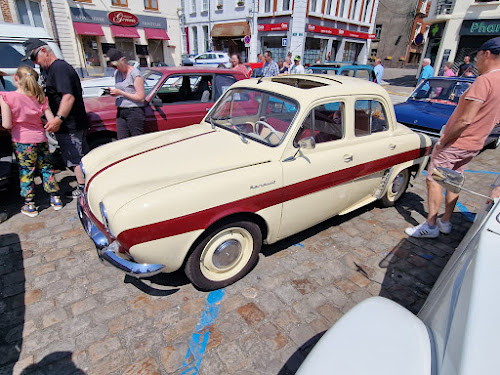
[213, 74, 237, 100]
[354, 100, 388, 136]
[209, 53, 217, 59]
[295, 102, 344, 145]
[340, 69, 354, 77]
[156, 75, 212, 103]
[356, 69, 370, 81]
[196, 54, 207, 60]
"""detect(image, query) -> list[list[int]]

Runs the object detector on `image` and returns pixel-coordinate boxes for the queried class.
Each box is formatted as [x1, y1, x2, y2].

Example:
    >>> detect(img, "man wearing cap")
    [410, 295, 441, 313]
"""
[406, 36, 500, 238]
[22, 38, 89, 199]
[289, 56, 305, 74]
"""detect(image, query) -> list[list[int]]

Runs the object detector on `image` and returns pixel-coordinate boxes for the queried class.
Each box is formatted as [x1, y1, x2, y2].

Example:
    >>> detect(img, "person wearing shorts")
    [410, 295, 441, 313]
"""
[22, 38, 89, 199]
[406, 36, 500, 238]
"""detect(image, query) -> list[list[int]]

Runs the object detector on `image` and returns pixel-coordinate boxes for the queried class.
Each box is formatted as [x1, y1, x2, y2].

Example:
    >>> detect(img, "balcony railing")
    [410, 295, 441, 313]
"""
[435, 0, 455, 15]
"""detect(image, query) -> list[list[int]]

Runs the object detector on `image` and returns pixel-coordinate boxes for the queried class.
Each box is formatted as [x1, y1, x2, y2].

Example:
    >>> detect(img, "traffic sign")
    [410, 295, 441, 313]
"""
[244, 35, 251, 44]
[282, 38, 287, 47]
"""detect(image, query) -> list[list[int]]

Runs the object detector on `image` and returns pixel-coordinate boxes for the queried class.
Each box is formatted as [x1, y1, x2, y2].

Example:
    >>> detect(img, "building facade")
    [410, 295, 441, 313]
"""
[50, 0, 181, 77]
[1, 0, 57, 38]
[423, 0, 500, 76]
[182, 0, 380, 66]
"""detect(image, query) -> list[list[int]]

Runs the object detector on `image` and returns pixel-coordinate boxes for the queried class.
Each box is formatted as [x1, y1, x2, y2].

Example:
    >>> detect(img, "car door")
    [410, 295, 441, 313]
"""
[144, 73, 238, 132]
[346, 98, 399, 206]
[278, 100, 355, 240]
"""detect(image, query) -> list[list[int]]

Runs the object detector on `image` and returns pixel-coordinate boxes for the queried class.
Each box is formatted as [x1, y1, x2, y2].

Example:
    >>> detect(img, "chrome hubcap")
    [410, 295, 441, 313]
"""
[212, 239, 242, 269]
[391, 173, 405, 194]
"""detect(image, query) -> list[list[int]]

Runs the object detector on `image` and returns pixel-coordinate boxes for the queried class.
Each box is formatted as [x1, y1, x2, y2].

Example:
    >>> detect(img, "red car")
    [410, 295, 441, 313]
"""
[244, 62, 264, 77]
[84, 67, 248, 149]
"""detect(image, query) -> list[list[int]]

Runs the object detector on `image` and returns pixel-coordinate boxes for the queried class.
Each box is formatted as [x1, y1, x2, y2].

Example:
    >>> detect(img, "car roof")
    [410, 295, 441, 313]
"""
[146, 66, 245, 76]
[230, 74, 387, 101]
[310, 63, 373, 69]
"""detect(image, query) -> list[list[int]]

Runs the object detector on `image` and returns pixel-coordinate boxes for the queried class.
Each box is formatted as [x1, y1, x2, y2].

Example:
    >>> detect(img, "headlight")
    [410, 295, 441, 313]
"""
[99, 202, 114, 237]
[80, 161, 86, 181]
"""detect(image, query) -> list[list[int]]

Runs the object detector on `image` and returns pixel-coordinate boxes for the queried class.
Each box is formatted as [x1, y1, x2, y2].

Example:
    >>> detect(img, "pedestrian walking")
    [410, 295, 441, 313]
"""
[0, 66, 62, 217]
[230, 54, 249, 77]
[406, 36, 500, 238]
[262, 51, 279, 77]
[22, 38, 89, 199]
[373, 58, 384, 84]
[289, 55, 305, 74]
[442, 62, 456, 77]
[107, 48, 146, 140]
[417, 58, 434, 85]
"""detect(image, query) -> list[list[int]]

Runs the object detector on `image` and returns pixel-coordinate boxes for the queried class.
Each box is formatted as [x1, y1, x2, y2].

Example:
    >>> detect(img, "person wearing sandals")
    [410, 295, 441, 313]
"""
[107, 48, 145, 139]
[0, 66, 62, 217]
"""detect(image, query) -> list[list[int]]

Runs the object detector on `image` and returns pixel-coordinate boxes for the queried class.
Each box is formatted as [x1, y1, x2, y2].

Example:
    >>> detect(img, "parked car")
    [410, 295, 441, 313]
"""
[83, 66, 248, 149]
[78, 74, 431, 290]
[306, 63, 376, 82]
[394, 76, 500, 148]
[296, 170, 500, 375]
[80, 60, 140, 98]
[183, 51, 231, 68]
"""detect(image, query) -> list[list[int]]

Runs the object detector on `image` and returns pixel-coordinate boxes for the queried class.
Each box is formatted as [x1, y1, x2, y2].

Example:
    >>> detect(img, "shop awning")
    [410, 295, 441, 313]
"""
[144, 28, 170, 40]
[110, 25, 140, 38]
[211, 21, 250, 37]
[73, 22, 104, 36]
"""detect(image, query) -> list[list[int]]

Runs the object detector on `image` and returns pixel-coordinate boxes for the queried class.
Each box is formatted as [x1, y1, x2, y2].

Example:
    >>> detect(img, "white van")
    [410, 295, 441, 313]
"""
[0, 23, 63, 91]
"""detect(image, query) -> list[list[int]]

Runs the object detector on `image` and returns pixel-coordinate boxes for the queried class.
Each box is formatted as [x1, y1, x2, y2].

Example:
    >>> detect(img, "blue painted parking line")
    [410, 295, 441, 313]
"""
[179, 289, 226, 375]
[464, 169, 500, 175]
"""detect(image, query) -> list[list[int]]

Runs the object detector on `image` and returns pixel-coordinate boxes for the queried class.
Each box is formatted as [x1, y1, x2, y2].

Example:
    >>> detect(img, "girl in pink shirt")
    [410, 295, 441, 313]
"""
[0, 66, 62, 217]
[443, 62, 456, 77]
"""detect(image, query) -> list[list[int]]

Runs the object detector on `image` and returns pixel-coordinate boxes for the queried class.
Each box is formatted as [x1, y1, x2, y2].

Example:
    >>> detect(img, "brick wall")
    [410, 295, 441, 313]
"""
[1, 0, 13, 23]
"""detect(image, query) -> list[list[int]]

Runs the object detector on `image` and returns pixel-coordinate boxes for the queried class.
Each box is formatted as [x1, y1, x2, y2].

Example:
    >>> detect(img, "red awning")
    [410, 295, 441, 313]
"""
[144, 28, 170, 40]
[110, 25, 140, 38]
[73, 22, 104, 36]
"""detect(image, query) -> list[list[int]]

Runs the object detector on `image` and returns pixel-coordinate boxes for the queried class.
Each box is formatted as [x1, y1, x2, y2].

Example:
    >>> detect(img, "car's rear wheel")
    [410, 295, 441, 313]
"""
[185, 221, 262, 291]
[380, 169, 410, 207]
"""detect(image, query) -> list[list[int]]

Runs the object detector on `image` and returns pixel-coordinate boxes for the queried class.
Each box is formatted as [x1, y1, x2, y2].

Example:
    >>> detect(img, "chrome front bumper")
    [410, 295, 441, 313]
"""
[77, 195, 165, 278]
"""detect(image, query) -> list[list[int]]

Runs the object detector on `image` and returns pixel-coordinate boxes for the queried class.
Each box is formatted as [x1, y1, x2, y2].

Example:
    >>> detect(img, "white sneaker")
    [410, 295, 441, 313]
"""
[405, 222, 439, 238]
[437, 217, 452, 234]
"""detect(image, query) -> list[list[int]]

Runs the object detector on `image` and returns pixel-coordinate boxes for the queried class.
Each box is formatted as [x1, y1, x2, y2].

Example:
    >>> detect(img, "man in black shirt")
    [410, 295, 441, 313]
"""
[458, 56, 474, 76]
[22, 39, 89, 199]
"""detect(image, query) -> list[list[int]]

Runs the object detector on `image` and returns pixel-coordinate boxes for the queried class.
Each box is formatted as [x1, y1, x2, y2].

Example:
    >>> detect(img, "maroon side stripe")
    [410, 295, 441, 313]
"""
[85, 131, 216, 193]
[117, 146, 431, 249]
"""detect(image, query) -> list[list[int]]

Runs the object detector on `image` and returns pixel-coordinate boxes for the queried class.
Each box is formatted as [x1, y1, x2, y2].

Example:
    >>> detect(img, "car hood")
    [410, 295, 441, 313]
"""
[394, 100, 455, 132]
[82, 123, 277, 216]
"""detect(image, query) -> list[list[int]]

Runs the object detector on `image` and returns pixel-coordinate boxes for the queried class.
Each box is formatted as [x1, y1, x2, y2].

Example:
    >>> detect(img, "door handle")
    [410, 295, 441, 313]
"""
[389, 144, 396, 150]
[344, 154, 353, 162]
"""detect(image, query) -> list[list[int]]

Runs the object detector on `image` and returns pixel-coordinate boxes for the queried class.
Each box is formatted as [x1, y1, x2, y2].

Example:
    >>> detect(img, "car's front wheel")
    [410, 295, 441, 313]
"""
[380, 169, 410, 207]
[185, 221, 262, 291]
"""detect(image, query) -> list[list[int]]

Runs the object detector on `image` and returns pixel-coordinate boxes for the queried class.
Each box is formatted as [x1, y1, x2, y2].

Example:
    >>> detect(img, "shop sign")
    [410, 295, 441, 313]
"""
[460, 19, 500, 36]
[307, 24, 375, 40]
[257, 22, 288, 32]
[108, 11, 139, 27]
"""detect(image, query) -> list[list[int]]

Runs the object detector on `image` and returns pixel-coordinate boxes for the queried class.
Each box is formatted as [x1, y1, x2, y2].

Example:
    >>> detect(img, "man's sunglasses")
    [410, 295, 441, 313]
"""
[30, 48, 42, 62]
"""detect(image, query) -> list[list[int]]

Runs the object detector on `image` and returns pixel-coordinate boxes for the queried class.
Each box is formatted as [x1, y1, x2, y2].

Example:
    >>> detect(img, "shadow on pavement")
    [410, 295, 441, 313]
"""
[20, 351, 85, 375]
[383, 75, 417, 88]
[124, 269, 189, 296]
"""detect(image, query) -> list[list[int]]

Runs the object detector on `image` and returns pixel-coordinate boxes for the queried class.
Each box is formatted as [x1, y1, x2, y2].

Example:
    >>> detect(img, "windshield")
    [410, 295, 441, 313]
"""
[410, 79, 473, 104]
[142, 69, 164, 95]
[208, 88, 299, 146]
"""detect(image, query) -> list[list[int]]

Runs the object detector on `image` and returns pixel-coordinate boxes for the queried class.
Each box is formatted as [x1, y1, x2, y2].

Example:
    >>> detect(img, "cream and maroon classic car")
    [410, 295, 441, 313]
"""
[78, 74, 431, 291]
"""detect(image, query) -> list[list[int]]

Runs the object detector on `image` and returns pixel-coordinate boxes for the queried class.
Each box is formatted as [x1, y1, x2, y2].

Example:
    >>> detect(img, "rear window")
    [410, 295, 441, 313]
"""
[0, 42, 34, 69]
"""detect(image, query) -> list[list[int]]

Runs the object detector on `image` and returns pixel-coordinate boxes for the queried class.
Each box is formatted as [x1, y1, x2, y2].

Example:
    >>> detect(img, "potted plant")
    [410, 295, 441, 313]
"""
[216, 3, 223, 9]
[237, 0, 244, 6]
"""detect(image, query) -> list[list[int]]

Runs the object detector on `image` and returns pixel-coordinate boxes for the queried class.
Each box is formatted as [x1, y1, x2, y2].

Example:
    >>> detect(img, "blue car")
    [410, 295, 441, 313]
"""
[394, 76, 500, 148]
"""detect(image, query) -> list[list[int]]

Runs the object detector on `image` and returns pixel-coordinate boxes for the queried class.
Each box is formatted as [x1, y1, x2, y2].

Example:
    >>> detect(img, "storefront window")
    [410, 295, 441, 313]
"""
[304, 38, 330, 66]
[148, 40, 164, 66]
[81, 36, 102, 76]
[342, 41, 362, 62]
[114, 38, 135, 61]
[261, 37, 286, 62]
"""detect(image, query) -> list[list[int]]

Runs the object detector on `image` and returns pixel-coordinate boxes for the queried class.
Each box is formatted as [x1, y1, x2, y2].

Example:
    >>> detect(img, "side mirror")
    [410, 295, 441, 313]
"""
[431, 167, 464, 194]
[151, 96, 162, 109]
[299, 136, 316, 150]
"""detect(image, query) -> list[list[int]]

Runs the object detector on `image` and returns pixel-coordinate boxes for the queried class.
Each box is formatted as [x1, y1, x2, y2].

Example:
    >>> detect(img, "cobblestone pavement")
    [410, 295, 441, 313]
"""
[1, 104, 498, 374]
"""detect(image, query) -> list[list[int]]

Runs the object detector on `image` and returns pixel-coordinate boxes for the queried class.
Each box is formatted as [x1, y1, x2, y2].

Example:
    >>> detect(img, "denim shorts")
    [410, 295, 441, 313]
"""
[55, 130, 88, 167]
